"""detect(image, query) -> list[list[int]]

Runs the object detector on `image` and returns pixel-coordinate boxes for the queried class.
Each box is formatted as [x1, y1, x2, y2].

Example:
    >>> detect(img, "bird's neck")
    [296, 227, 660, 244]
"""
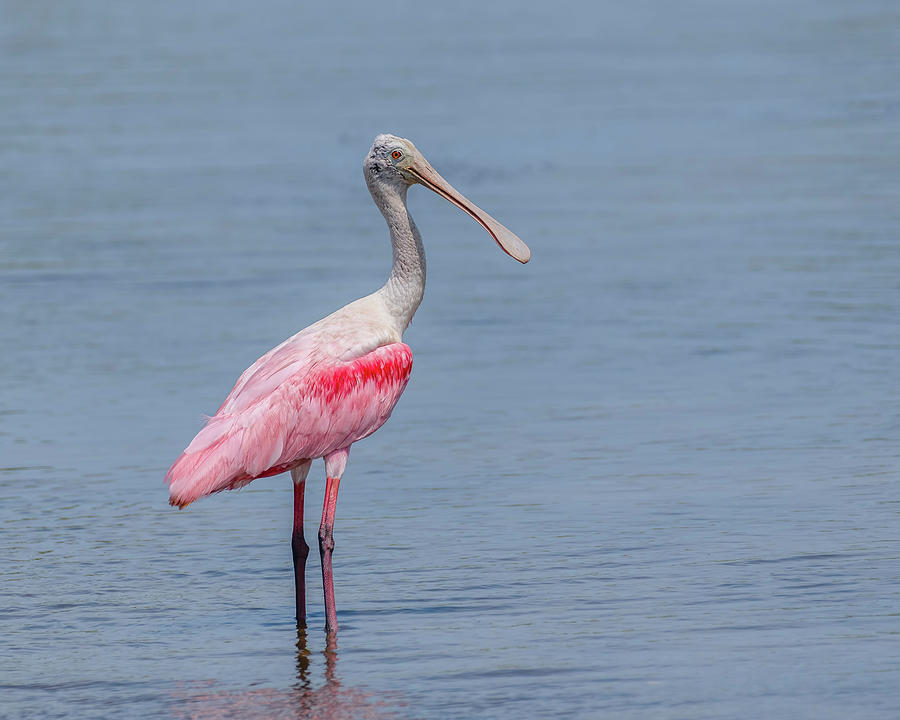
[374, 184, 426, 334]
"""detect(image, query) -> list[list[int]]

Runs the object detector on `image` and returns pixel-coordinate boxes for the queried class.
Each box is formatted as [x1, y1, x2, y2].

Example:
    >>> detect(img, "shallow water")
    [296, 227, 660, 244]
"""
[2, 1, 899, 717]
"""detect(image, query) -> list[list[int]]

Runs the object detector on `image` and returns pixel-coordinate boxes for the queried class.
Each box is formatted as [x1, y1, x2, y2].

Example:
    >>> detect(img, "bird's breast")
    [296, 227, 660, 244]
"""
[279, 342, 414, 460]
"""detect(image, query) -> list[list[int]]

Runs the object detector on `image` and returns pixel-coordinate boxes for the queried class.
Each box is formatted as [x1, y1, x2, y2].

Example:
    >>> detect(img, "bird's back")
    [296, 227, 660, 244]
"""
[166, 300, 413, 508]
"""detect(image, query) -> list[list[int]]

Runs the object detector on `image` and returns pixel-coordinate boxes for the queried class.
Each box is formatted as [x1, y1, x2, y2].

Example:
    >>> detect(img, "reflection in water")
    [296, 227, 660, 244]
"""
[171, 630, 406, 720]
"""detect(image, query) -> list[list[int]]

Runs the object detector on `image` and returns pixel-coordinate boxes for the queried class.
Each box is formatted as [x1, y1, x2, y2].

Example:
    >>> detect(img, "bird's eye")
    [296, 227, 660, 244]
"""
[391, 150, 403, 160]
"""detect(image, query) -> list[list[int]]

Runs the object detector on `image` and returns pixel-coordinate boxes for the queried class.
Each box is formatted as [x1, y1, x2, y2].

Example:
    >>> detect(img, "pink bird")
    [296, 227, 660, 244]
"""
[166, 134, 530, 632]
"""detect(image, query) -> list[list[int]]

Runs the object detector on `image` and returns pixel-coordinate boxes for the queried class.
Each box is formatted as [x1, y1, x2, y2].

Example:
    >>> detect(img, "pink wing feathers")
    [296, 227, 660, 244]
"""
[166, 341, 413, 508]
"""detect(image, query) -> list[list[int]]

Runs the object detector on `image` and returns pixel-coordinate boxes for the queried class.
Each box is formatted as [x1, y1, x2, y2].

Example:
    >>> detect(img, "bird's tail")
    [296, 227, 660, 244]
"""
[165, 404, 298, 508]
[165, 415, 251, 508]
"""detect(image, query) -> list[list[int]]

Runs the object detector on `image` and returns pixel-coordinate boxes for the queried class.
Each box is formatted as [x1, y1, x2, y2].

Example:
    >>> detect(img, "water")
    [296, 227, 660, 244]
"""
[2, 1, 898, 717]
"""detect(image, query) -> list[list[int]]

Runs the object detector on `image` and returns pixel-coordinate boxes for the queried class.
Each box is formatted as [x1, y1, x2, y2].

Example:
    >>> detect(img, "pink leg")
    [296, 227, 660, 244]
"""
[320, 448, 349, 633]
[290, 461, 311, 627]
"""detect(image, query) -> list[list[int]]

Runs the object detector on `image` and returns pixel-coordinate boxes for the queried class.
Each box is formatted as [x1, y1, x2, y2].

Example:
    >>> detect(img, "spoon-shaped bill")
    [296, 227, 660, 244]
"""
[406, 158, 531, 264]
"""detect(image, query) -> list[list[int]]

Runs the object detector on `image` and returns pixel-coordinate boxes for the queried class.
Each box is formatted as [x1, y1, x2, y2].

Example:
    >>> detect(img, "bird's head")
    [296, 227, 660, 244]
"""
[364, 133, 530, 264]
[364, 134, 418, 189]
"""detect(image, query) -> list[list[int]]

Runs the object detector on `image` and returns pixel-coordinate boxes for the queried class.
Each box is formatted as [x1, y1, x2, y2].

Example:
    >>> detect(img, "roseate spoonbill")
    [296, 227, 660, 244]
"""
[165, 134, 530, 632]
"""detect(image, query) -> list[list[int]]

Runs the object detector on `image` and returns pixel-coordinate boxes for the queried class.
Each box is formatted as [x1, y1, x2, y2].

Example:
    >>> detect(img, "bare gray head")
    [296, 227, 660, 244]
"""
[364, 133, 417, 193]
[364, 133, 530, 263]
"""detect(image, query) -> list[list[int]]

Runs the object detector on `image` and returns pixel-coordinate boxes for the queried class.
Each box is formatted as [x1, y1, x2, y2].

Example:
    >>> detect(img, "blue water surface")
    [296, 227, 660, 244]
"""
[1, 1, 898, 718]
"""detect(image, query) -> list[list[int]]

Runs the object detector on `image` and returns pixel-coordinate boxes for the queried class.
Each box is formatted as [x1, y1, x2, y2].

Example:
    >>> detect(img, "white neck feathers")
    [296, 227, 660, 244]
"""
[371, 183, 426, 334]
